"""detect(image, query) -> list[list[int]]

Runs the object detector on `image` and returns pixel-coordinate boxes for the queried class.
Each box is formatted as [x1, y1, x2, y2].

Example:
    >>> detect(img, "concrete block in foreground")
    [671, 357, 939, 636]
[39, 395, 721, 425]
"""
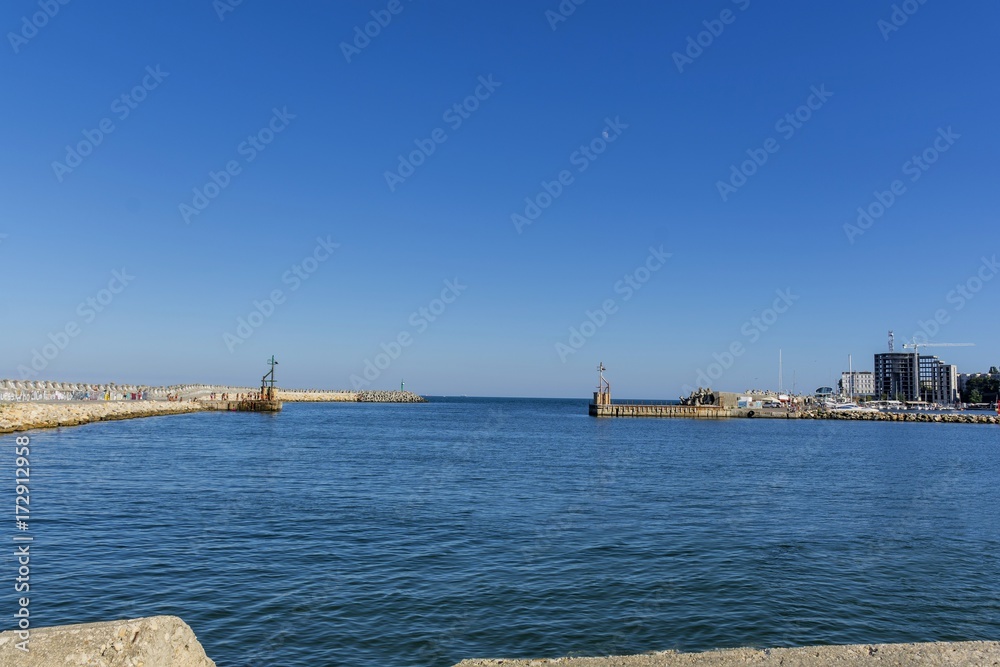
[0, 615, 215, 667]
[453, 641, 1000, 667]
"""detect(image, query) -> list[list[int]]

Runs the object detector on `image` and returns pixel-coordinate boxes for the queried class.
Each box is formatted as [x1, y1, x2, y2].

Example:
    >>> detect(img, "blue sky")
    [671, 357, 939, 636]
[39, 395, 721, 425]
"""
[1, 0, 997, 397]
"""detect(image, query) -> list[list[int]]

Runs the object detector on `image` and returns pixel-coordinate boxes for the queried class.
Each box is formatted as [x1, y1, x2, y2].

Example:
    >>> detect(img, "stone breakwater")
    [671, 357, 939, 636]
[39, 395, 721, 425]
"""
[0, 400, 206, 434]
[1, 378, 430, 405]
[454, 641, 1000, 666]
[356, 390, 427, 403]
[276, 390, 357, 402]
[277, 390, 427, 402]
[801, 410, 998, 424]
[0, 388, 428, 433]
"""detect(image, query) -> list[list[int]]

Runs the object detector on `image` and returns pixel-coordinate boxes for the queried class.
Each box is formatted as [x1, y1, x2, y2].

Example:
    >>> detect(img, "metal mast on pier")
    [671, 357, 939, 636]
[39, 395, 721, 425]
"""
[261, 355, 278, 401]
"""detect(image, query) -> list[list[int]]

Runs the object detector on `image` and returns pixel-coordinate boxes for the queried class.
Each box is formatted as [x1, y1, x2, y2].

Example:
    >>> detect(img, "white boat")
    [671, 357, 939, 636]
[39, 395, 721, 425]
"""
[830, 402, 880, 413]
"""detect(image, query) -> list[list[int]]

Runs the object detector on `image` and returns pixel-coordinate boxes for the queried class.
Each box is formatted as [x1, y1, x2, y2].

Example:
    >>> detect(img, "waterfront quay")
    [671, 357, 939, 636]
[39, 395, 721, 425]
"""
[589, 401, 999, 424]
[590, 402, 741, 419]
[587, 367, 998, 424]
[201, 398, 282, 412]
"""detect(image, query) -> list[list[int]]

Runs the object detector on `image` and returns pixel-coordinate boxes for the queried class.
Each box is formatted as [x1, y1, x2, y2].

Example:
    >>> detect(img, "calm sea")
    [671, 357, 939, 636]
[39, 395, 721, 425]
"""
[3, 397, 999, 666]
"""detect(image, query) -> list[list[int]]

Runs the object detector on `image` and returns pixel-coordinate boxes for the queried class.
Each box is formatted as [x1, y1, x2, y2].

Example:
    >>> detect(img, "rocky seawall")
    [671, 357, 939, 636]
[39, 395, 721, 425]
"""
[801, 410, 998, 424]
[0, 400, 206, 434]
[277, 390, 357, 402]
[356, 390, 427, 403]
[279, 389, 427, 403]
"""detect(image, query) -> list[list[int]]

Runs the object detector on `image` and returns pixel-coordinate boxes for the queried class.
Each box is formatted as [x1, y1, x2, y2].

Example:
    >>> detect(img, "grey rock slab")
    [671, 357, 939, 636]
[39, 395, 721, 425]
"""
[0, 615, 215, 667]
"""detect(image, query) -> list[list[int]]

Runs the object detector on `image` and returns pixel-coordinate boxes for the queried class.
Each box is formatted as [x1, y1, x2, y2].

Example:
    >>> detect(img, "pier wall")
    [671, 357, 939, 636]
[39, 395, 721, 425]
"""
[590, 404, 737, 418]
[589, 403, 999, 424]
[201, 399, 282, 412]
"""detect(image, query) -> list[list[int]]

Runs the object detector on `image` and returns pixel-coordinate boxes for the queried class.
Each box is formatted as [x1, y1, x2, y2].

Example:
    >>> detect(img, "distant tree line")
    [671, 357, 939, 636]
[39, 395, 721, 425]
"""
[962, 366, 1000, 403]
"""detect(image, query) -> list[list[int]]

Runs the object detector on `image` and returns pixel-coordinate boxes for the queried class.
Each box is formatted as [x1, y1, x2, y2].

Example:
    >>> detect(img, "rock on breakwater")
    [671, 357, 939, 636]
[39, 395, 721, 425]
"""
[277, 390, 357, 402]
[0, 615, 215, 666]
[356, 390, 427, 403]
[278, 389, 427, 402]
[800, 410, 999, 425]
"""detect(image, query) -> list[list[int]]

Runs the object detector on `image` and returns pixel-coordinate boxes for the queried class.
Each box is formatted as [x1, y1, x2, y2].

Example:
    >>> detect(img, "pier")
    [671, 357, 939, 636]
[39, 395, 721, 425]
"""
[202, 398, 282, 412]
[586, 364, 999, 424]
[591, 402, 737, 419]
[589, 362, 742, 419]
[201, 355, 283, 413]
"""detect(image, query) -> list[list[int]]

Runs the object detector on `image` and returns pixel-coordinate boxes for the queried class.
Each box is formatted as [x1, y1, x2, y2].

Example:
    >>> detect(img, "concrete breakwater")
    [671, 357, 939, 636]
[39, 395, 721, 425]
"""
[801, 409, 999, 424]
[356, 390, 427, 403]
[744, 408, 1000, 424]
[1, 379, 428, 404]
[276, 389, 427, 403]
[0, 387, 428, 433]
[276, 389, 357, 402]
[0, 400, 206, 434]
[455, 641, 1000, 666]
[0, 380, 256, 402]
[591, 404, 731, 419]
[590, 403, 999, 424]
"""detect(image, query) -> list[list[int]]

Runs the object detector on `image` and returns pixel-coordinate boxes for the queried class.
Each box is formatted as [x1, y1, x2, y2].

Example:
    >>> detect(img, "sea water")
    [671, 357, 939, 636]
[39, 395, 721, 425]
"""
[2, 397, 999, 666]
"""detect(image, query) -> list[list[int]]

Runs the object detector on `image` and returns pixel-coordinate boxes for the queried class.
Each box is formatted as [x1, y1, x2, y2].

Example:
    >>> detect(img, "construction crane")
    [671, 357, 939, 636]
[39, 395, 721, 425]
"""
[901, 342, 974, 354]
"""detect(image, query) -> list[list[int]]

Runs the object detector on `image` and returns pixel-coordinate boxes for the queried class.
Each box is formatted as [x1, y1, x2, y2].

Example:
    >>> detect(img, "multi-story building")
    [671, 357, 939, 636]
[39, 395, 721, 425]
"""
[920, 356, 958, 404]
[874, 353, 917, 401]
[840, 371, 875, 399]
[874, 352, 958, 403]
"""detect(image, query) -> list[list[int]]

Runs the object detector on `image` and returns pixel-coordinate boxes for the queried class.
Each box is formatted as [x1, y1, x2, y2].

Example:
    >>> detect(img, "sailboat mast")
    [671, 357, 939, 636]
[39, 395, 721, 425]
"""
[778, 349, 783, 394]
[849, 354, 853, 401]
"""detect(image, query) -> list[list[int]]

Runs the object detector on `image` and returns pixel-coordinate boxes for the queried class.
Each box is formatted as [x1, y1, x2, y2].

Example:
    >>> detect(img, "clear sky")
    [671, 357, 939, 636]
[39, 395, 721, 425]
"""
[2, 0, 998, 397]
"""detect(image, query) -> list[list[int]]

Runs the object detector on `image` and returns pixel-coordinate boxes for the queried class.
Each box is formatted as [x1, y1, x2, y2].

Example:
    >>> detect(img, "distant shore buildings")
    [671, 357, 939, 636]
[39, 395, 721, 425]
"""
[871, 352, 958, 403]
[840, 371, 875, 400]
